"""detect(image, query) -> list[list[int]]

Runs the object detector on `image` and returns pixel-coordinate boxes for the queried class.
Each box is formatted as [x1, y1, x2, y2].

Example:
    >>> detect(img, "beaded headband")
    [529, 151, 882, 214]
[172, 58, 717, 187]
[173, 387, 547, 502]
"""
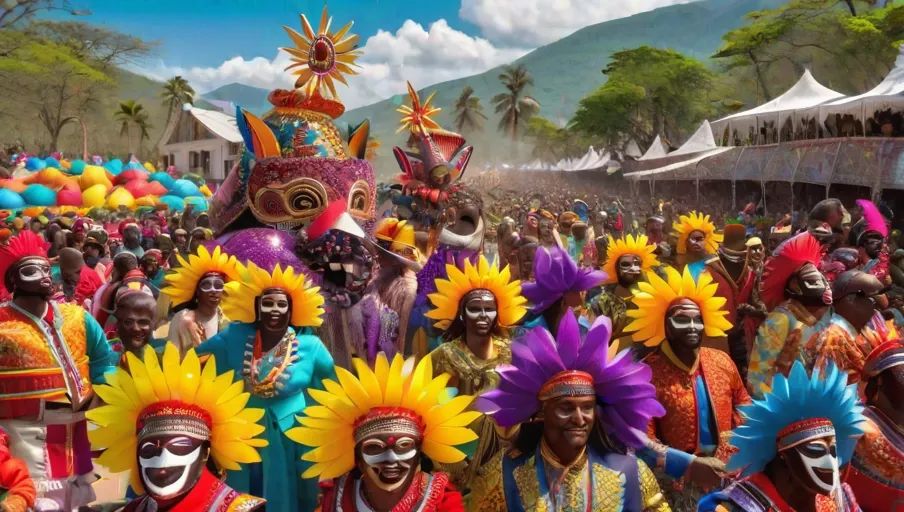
[137, 401, 213, 441]
[538, 370, 595, 402]
[863, 340, 904, 379]
[777, 418, 835, 452]
[353, 407, 424, 444]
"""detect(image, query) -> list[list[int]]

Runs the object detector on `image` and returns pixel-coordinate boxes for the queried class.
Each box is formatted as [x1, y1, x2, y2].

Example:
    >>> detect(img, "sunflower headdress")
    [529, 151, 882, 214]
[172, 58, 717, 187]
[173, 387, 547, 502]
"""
[602, 233, 660, 285]
[625, 266, 732, 347]
[426, 254, 527, 330]
[221, 262, 325, 327]
[727, 361, 865, 477]
[162, 245, 242, 307]
[287, 353, 482, 480]
[672, 211, 723, 255]
[86, 345, 268, 493]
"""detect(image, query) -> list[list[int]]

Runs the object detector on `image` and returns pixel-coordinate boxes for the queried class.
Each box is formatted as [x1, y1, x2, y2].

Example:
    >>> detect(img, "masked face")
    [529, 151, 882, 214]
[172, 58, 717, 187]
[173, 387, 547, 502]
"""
[356, 432, 421, 493]
[787, 263, 832, 307]
[686, 230, 707, 258]
[862, 232, 884, 259]
[115, 305, 155, 353]
[461, 290, 497, 337]
[782, 435, 839, 496]
[10, 257, 53, 299]
[542, 395, 595, 453]
[257, 290, 290, 332]
[196, 275, 224, 310]
[665, 300, 704, 350]
[616, 254, 642, 288]
[137, 435, 208, 501]
[748, 244, 765, 265]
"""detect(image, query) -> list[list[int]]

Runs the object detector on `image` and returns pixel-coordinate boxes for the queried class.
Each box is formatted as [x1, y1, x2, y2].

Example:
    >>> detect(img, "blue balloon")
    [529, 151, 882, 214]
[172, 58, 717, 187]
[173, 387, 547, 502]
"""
[159, 195, 185, 212]
[184, 196, 208, 212]
[25, 157, 46, 171]
[170, 179, 201, 198]
[69, 159, 87, 175]
[0, 189, 25, 209]
[125, 161, 144, 170]
[21, 184, 57, 206]
[44, 157, 61, 169]
[149, 172, 176, 190]
[104, 159, 123, 176]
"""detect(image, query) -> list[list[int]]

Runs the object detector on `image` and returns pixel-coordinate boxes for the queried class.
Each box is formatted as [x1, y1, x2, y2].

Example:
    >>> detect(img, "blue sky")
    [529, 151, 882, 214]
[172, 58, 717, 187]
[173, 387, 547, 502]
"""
[60, 0, 693, 108]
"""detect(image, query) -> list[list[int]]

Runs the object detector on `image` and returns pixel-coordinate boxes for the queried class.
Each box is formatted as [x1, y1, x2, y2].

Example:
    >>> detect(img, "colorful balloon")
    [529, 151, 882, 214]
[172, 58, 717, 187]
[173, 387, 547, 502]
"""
[25, 157, 46, 171]
[21, 184, 56, 206]
[69, 159, 87, 175]
[35, 168, 66, 189]
[0, 189, 25, 209]
[80, 166, 113, 190]
[159, 195, 185, 212]
[170, 179, 201, 198]
[149, 172, 176, 190]
[56, 188, 82, 206]
[44, 157, 61, 169]
[106, 186, 136, 210]
[81, 184, 107, 208]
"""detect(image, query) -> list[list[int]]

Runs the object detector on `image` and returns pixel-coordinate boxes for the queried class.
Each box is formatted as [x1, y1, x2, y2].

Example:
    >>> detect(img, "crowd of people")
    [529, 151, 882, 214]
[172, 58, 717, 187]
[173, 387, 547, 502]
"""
[1, 6, 903, 512]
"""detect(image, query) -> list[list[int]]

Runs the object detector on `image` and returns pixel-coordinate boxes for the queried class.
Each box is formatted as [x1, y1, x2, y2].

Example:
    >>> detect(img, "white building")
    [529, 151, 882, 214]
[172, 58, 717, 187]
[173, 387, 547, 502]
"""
[157, 104, 243, 181]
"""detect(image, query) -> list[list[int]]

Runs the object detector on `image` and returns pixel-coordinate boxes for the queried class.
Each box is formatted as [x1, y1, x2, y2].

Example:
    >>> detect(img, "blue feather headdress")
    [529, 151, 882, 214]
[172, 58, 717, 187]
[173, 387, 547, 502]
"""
[727, 361, 866, 477]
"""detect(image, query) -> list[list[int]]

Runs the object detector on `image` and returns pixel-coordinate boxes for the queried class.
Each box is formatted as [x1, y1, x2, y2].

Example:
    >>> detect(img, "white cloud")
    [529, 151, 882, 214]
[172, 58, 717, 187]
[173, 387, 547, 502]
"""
[133, 19, 528, 111]
[459, 0, 695, 46]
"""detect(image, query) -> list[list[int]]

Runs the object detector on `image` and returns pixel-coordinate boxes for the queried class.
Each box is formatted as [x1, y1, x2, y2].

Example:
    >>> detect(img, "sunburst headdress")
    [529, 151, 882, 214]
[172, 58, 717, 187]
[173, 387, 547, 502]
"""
[162, 245, 242, 307]
[287, 353, 482, 480]
[221, 262, 325, 327]
[426, 254, 527, 330]
[86, 345, 268, 493]
[672, 211, 723, 255]
[625, 266, 732, 347]
[602, 233, 660, 285]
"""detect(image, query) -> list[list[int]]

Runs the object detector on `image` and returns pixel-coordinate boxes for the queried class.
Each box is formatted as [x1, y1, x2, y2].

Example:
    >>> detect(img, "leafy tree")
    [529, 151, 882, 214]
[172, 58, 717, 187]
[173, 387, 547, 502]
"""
[492, 64, 541, 141]
[452, 85, 487, 134]
[160, 76, 195, 145]
[526, 117, 589, 164]
[570, 46, 715, 152]
[0, 21, 154, 151]
[115, 100, 151, 155]
[0, 0, 89, 30]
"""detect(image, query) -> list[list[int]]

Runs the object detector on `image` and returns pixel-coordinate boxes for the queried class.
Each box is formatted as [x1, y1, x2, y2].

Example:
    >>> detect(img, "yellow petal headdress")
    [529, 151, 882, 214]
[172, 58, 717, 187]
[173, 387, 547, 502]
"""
[624, 266, 732, 347]
[374, 218, 422, 267]
[287, 353, 482, 480]
[425, 255, 528, 330]
[221, 262, 325, 327]
[601, 233, 660, 285]
[162, 245, 242, 307]
[397, 81, 442, 135]
[85, 345, 268, 494]
[672, 211, 723, 255]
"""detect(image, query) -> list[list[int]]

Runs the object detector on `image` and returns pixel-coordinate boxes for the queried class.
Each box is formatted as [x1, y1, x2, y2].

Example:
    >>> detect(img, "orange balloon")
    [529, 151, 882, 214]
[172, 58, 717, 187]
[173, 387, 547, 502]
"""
[1, 179, 27, 193]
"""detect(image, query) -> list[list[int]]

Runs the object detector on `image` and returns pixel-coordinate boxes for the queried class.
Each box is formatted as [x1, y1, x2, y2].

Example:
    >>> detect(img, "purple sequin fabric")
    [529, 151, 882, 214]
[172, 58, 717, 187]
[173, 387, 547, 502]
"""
[478, 314, 665, 449]
[212, 228, 317, 281]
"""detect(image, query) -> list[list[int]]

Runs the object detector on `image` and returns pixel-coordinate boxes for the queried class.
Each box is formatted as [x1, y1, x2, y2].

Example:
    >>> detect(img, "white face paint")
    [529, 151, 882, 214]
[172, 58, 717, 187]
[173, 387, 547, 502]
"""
[464, 296, 498, 323]
[259, 295, 289, 314]
[17, 261, 51, 282]
[360, 436, 418, 492]
[799, 446, 840, 494]
[139, 444, 202, 498]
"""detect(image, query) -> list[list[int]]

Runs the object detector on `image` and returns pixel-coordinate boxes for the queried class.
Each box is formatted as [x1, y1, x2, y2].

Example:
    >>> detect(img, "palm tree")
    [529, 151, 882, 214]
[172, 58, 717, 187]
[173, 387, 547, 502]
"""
[453, 85, 487, 133]
[115, 100, 150, 155]
[161, 76, 195, 122]
[492, 64, 541, 141]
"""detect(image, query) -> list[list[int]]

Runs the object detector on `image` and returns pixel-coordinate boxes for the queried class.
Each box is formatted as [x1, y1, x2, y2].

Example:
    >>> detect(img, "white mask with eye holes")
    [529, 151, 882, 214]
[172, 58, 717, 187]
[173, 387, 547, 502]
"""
[799, 445, 840, 494]
[139, 445, 202, 498]
[260, 298, 289, 315]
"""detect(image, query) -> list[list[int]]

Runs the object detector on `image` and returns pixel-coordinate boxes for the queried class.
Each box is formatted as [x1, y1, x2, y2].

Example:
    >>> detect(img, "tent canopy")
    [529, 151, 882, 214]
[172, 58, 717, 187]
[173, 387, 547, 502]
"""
[669, 121, 718, 157]
[714, 70, 845, 124]
[639, 135, 668, 160]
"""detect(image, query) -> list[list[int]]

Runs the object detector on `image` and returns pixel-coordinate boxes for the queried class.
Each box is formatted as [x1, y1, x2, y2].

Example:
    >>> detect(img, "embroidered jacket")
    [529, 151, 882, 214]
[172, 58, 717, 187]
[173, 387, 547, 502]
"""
[845, 407, 904, 512]
[318, 471, 463, 512]
[643, 348, 750, 478]
[748, 300, 831, 399]
[803, 314, 870, 385]
[122, 468, 265, 511]
[0, 302, 114, 419]
[698, 472, 861, 512]
[471, 445, 670, 512]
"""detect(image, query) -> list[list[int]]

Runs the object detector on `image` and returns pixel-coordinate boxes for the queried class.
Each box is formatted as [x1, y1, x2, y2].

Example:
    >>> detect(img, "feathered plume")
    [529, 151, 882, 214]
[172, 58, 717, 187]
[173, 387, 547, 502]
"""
[857, 199, 889, 238]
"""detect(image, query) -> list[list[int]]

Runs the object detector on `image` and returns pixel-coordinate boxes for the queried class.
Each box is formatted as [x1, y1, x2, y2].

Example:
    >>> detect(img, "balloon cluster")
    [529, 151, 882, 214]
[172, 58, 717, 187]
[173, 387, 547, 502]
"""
[0, 157, 212, 214]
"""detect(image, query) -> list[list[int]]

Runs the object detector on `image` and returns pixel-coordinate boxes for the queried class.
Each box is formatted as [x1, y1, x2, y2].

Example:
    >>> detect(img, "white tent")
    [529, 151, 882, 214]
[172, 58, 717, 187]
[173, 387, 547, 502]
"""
[711, 70, 845, 145]
[669, 121, 720, 157]
[624, 140, 643, 159]
[812, 44, 904, 121]
[639, 136, 668, 160]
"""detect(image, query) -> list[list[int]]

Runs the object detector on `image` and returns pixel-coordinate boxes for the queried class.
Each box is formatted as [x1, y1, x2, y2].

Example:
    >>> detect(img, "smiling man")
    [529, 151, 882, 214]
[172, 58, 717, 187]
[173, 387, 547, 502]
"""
[472, 314, 670, 511]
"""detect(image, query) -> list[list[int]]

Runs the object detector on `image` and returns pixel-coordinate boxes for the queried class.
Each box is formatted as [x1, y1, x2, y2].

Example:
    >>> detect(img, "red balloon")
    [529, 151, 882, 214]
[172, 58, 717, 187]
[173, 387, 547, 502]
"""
[57, 188, 83, 206]
[124, 179, 151, 198]
[145, 181, 168, 196]
[116, 169, 150, 185]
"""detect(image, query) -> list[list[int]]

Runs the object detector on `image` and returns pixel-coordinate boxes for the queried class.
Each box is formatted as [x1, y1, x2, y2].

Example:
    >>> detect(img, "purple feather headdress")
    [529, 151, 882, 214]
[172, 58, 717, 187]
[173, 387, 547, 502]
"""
[478, 313, 665, 449]
[522, 246, 607, 312]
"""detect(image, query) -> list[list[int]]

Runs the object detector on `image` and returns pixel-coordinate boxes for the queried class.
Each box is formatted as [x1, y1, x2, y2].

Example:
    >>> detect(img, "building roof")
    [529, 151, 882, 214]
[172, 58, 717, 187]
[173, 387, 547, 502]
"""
[189, 106, 242, 143]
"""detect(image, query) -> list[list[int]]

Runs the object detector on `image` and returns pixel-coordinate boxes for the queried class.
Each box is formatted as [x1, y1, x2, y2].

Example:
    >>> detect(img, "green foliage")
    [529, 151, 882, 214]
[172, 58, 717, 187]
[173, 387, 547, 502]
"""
[526, 117, 590, 163]
[452, 85, 487, 134]
[492, 64, 541, 141]
[570, 46, 716, 151]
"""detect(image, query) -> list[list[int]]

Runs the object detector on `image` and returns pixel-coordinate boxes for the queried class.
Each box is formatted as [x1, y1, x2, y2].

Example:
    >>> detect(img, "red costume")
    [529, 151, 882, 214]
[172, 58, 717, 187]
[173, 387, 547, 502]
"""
[319, 472, 463, 512]
[123, 469, 264, 512]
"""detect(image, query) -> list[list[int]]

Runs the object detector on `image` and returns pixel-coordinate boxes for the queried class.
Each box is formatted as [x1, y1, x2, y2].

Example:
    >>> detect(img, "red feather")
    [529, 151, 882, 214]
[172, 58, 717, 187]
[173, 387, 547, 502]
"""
[0, 231, 49, 285]
[760, 232, 823, 311]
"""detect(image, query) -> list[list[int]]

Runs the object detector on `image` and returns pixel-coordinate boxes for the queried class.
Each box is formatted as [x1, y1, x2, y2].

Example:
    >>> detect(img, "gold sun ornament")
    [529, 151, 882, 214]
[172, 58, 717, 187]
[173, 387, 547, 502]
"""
[281, 5, 361, 101]
[221, 261, 325, 327]
[672, 211, 724, 255]
[162, 245, 243, 307]
[85, 345, 268, 494]
[602, 233, 660, 285]
[624, 266, 733, 347]
[287, 353, 482, 480]
[426, 255, 527, 330]
[396, 81, 442, 135]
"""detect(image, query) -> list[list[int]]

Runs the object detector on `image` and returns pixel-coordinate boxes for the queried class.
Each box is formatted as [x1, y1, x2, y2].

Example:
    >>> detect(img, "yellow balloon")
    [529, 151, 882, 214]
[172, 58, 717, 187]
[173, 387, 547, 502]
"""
[36, 167, 66, 189]
[199, 184, 212, 197]
[136, 195, 159, 207]
[143, 162, 156, 172]
[106, 186, 136, 210]
[82, 184, 107, 208]
[80, 165, 112, 191]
